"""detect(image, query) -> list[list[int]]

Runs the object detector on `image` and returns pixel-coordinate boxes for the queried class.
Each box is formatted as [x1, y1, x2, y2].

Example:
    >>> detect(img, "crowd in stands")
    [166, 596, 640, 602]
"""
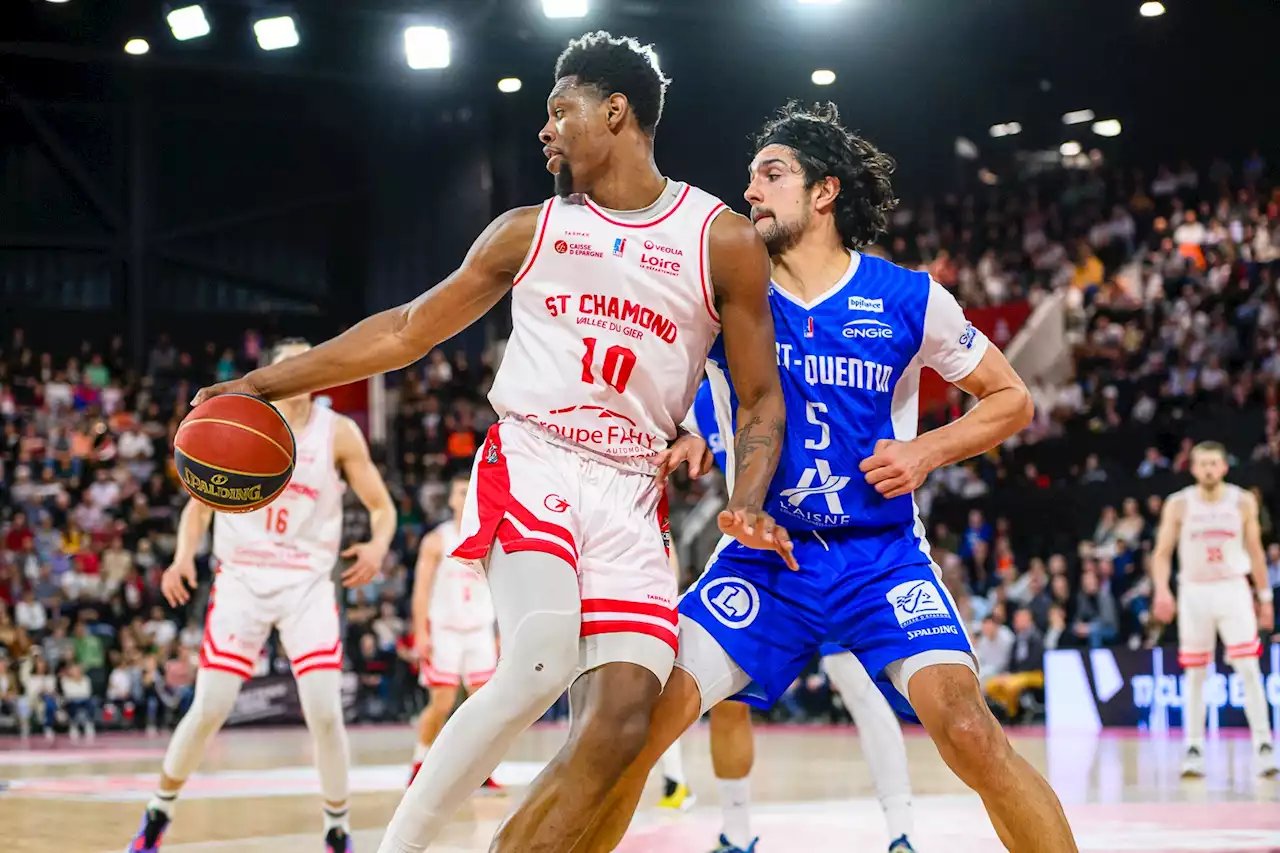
[1, 150, 1279, 736]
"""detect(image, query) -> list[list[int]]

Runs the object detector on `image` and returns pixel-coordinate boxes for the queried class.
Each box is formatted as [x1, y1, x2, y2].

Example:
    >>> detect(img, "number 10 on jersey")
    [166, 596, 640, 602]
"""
[580, 337, 636, 394]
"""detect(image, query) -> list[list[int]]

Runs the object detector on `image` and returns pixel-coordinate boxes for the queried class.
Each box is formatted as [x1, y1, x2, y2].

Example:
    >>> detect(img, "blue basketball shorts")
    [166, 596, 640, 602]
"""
[679, 525, 974, 719]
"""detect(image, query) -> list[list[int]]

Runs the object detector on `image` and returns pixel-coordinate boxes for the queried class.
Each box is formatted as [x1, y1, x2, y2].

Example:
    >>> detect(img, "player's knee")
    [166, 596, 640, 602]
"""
[933, 700, 1009, 776]
[188, 685, 237, 734]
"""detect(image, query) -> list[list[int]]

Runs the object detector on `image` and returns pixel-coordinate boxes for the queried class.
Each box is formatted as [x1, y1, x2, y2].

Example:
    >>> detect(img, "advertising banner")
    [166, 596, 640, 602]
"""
[225, 672, 358, 727]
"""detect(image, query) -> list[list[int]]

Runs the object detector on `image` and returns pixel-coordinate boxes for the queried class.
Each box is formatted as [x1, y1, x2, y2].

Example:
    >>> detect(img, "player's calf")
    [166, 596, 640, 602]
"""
[490, 661, 662, 853]
[910, 663, 1077, 853]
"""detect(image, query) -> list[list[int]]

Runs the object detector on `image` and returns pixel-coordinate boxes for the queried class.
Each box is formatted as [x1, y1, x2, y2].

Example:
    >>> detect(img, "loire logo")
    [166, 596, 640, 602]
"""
[847, 296, 885, 313]
[779, 459, 850, 514]
[700, 577, 760, 629]
[842, 318, 894, 339]
[543, 494, 570, 513]
[885, 580, 951, 627]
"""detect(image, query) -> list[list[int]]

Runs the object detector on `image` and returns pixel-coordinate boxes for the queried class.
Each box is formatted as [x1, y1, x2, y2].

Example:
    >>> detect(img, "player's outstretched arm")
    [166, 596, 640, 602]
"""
[1240, 490, 1275, 631]
[1150, 495, 1184, 624]
[192, 206, 542, 406]
[411, 528, 444, 660]
[335, 416, 396, 588]
[708, 211, 795, 569]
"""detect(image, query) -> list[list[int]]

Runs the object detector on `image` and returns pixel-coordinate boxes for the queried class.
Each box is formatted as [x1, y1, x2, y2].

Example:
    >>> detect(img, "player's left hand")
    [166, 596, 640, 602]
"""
[340, 541, 385, 587]
[719, 507, 799, 571]
[654, 434, 714, 488]
[859, 438, 936, 500]
[1259, 600, 1275, 633]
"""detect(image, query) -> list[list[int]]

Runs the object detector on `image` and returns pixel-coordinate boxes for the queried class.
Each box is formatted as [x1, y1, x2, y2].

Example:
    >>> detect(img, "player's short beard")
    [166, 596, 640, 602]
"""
[554, 160, 575, 198]
[760, 208, 811, 256]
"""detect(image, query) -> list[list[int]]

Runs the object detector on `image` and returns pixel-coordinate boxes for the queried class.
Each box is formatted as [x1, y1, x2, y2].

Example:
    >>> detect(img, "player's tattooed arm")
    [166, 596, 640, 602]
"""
[192, 206, 542, 406]
[708, 210, 797, 569]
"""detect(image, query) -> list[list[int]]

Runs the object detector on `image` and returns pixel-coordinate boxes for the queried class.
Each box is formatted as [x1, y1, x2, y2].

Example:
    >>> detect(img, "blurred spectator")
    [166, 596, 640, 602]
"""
[983, 608, 1045, 720]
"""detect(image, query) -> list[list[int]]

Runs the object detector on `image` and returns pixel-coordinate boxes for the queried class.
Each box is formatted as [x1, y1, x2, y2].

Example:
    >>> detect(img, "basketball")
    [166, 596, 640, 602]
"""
[174, 393, 296, 513]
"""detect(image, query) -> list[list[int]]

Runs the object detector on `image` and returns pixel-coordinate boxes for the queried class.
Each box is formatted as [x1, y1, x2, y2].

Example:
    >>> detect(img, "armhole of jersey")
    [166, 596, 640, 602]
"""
[512, 200, 554, 287]
[698, 204, 728, 325]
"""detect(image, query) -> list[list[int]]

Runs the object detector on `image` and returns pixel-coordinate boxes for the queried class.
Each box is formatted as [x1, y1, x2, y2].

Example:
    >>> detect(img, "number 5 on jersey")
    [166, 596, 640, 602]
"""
[580, 337, 637, 394]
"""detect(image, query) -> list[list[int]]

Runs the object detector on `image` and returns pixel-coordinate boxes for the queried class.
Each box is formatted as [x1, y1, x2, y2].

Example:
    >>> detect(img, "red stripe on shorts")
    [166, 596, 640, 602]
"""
[581, 619, 679, 653]
[581, 599, 677, 623]
[1226, 639, 1262, 658]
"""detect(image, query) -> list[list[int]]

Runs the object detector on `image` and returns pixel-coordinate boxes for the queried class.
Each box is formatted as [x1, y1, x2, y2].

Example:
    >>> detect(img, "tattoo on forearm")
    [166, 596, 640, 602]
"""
[732, 414, 785, 504]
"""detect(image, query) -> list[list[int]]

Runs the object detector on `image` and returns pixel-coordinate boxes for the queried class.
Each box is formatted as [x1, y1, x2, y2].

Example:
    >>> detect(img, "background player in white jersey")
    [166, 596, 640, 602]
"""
[192, 31, 789, 853]
[409, 472, 499, 788]
[1151, 441, 1277, 777]
[130, 341, 396, 853]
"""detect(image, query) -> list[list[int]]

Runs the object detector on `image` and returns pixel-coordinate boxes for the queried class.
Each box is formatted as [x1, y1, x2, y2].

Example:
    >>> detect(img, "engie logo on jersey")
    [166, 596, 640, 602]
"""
[886, 580, 951, 627]
[700, 577, 761, 629]
[848, 296, 885, 313]
[842, 318, 893, 339]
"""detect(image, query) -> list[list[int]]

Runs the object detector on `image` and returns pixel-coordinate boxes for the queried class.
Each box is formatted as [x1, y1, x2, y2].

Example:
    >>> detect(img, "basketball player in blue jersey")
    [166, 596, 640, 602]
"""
[688, 379, 919, 853]
[566, 102, 1077, 853]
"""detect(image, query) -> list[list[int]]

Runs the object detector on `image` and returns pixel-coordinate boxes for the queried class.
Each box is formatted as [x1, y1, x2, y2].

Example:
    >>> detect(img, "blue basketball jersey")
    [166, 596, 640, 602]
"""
[692, 379, 728, 473]
[705, 252, 987, 534]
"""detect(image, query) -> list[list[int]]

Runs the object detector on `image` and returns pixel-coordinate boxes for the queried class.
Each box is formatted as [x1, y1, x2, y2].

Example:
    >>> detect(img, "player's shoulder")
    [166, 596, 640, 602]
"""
[1234, 484, 1257, 510]
[471, 204, 546, 273]
[1165, 489, 1190, 513]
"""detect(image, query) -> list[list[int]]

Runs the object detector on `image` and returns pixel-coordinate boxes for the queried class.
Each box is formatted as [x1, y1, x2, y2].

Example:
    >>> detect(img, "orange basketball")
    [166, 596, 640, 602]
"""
[174, 394, 296, 513]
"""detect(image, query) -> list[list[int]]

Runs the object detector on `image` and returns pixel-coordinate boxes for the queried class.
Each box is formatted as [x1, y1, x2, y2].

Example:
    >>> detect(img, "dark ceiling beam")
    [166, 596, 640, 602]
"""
[0, 234, 115, 251]
[0, 78, 125, 233]
[153, 188, 364, 246]
[157, 248, 332, 312]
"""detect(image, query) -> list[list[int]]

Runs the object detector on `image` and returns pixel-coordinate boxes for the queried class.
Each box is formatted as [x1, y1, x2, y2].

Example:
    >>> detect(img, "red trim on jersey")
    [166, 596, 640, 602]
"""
[466, 668, 495, 687]
[1178, 651, 1212, 667]
[452, 426, 513, 562]
[580, 619, 679, 653]
[581, 598, 677, 623]
[294, 661, 343, 678]
[513, 201, 554, 287]
[292, 639, 342, 667]
[697, 203, 726, 324]
[583, 184, 692, 229]
[199, 662, 254, 680]
[506, 500, 579, 561]
[200, 592, 257, 671]
[496, 519, 578, 571]
[1226, 639, 1262, 659]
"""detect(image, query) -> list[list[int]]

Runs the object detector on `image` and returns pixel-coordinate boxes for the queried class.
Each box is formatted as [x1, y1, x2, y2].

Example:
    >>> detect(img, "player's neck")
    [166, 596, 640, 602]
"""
[275, 397, 313, 432]
[771, 234, 852, 302]
[1196, 481, 1226, 502]
[583, 151, 666, 212]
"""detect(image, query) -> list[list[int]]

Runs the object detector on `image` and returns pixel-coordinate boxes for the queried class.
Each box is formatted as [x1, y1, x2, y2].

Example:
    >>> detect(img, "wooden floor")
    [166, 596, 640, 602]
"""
[3, 723, 1279, 853]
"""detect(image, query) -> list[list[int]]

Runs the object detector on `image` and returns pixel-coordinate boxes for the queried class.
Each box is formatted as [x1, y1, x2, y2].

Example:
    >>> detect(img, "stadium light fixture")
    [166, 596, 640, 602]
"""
[124, 38, 151, 55]
[989, 122, 1022, 138]
[797, 0, 844, 5]
[542, 0, 589, 18]
[405, 26, 450, 70]
[1060, 141, 1082, 157]
[1092, 119, 1122, 137]
[954, 137, 979, 160]
[167, 5, 211, 41]
[498, 77, 523, 93]
[811, 69, 836, 86]
[44, 0, 71, 4]
[1139, 1, 1166, 17]
[253, 16, 299, 51]
[1062, 109, 1095, 125]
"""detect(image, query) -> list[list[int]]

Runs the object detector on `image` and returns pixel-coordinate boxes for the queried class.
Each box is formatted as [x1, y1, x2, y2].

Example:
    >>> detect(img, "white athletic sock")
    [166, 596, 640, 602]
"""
[824, 652, 914, 841]
[324, 804, 351, 833]
[718, 776, 752, 848]
[147, 789, 178, 817]
[1183, 666, 1207, 751]
[161, 668, 244, 782]
[297, 670, 351, 812]
[661, 739, 687, 785]
[1231, 657, 1275, 748]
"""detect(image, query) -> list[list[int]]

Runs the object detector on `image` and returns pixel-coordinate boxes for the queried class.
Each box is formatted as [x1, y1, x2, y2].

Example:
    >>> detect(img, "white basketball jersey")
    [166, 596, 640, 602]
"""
[489, 181, 728, 464]
[428, 521, 495, 632]
[1176, 483, 1250, 583]
[214, 405, 345, 591]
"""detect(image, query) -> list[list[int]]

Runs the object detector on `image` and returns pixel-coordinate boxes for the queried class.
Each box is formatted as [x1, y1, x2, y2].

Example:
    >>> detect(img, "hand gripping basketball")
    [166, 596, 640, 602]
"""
[190, 377, 263, 409]
[719, 507, 798, 571]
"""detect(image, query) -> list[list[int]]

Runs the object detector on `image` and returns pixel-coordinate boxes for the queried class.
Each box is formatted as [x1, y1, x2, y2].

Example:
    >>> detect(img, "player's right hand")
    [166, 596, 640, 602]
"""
[413, 630, 433, 663]
[654, 433, 714, 488]
[719, 507, 799, 571]
[190, 377, 265, 408]
[161, 560, 198, 607]
[1152, 586, 1176, 624]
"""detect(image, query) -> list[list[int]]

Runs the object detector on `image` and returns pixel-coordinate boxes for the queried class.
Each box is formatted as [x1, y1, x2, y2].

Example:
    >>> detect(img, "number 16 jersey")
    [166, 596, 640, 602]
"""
[488, 182, 728, 465]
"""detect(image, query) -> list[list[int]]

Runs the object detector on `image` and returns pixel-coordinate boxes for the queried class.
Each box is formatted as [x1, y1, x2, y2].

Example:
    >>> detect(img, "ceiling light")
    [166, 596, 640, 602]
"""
[167, 5, 211, 41]
[405, 26, 450, 70]
[1139, 2, 1166, 17]
[124, 38, 150, 55]
[1062, 109, 1095, 125]
[989, 122, 1022, 138]
[542, 0, 589, 18]
[498, 78, 523, 93]
[1091, 119, 1122, 137]
[811, 69, 836, 86]
[1060, 141, 1082, 157]
[253, 16, 299, 51]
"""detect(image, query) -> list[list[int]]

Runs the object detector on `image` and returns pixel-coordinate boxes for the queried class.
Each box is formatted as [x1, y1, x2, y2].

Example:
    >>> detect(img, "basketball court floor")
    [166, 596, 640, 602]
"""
[3, 723, 1278, 853]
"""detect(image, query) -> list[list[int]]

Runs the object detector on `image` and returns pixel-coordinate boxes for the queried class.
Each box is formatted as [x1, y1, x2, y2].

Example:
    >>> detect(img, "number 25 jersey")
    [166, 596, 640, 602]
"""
[487, 182, 728, 464]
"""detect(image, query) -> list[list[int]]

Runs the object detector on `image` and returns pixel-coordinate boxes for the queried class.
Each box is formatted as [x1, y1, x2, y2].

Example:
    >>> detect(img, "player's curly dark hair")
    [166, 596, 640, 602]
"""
[554, 31, 669, 136]
[753, 101, 898, 251]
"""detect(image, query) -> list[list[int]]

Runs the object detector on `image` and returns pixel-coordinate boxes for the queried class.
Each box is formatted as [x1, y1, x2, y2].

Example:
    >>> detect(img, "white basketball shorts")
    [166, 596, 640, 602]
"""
[1178, 578, 1261, 667]
[420, 627, 497, 689]
[452, 420, 677, 683]
[200, 569, 343, 680]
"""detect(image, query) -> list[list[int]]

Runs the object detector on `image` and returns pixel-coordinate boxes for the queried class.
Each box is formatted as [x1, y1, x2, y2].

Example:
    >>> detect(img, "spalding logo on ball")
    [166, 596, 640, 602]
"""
[174, 393, 296, 513]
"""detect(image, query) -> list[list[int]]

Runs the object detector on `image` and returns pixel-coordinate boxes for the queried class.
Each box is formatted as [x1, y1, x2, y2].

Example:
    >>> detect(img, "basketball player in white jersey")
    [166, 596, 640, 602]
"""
[409, 472, 499, 788]
[192, 30, 789, 853]
[1151, 441, 1277, 778]
[130, 340, 396, 853]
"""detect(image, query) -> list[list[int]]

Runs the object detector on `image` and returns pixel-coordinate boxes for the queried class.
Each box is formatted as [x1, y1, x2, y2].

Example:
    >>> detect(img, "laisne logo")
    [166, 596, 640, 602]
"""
[779, 459, 849, 514]
[885, 580, 950, 627]
[847, 296, 885, 313]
